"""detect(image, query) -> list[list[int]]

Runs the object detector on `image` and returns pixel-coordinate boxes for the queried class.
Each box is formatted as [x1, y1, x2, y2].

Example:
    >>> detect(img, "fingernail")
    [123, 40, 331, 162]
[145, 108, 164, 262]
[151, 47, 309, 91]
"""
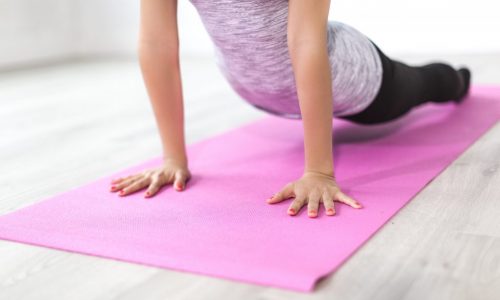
[308, 210, 317, 217]
[145, 191, 150, 196]
[110, 185, 116, 190]
[288, 208, 296, 215]
[327, 208, 335, 215]
[119, 190, 125, 195]
[176, 184, 183, 191]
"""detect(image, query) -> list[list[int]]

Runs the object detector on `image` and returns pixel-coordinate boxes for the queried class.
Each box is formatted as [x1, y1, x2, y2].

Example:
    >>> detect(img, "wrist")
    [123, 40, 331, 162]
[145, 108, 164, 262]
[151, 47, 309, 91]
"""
[163, 154, 188, 167]
[303, 150, 334, 178]
[304, 160, 334, 177]
[304, 168, 335, 178]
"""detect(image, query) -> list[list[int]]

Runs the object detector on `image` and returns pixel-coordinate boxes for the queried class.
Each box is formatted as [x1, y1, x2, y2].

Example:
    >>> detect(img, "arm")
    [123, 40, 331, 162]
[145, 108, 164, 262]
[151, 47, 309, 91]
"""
[287, 0, 334, 177]
[138, 0, 187, 166]
[267, 0, 362, 217]
[108, 0, 190, 197]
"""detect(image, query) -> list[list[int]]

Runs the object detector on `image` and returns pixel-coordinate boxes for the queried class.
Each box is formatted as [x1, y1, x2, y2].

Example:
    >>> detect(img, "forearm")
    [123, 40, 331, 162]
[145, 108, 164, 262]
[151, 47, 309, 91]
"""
[138, 44, 188, 165]
[289, 44, 334, 177]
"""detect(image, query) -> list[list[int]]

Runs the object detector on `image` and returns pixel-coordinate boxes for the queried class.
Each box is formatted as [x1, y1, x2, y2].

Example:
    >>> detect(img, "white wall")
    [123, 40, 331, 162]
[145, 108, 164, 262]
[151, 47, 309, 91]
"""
[1, 0, 499, 69]
[331, 0, 500, 55]
[0, 0, 77, 68]
[72, 0, 141, 57]
[71, 0, 213, 58]
[71, 0, 500, 56]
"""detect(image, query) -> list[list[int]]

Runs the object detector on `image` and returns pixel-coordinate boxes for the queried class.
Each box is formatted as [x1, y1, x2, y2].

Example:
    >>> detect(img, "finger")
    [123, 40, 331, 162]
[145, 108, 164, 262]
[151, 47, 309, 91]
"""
[150, 172, 167, 186]
[149, 171, 174, 190]
[111, 175, 141, 192]
[110, 176, 128, 185]
[112, 178, 138, 192]
[307, 192, 321, 218]
[110, 174, 137, 185]
[173, 170, 190, 191]
[267, 182, 295, 204]
[110, 178, 123, 184]
[145, 178, 163, 198]
[161, 171, 175, 185]
[335, 191, 362, 209]
[288, 195, 306, 216]
[322, 191, 336, 216]
[119, 178, 149, 196]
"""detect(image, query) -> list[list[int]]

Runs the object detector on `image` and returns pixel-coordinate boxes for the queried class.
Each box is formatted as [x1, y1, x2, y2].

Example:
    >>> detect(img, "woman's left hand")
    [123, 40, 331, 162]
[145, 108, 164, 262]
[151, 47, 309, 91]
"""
[266, 171, 362, 218]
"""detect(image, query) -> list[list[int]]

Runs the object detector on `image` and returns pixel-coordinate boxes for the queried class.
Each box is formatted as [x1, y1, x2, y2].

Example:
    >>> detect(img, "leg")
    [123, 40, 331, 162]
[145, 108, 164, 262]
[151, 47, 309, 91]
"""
[338, 41, 471, 125]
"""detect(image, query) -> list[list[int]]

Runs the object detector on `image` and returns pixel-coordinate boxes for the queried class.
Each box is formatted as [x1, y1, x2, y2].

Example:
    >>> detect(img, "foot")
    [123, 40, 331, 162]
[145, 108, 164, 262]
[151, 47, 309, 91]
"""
[454, 67, 471, 104]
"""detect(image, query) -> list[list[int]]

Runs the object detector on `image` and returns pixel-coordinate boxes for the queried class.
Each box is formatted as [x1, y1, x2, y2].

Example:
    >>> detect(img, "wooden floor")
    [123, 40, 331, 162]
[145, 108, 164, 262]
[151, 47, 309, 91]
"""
[1, 52, 499, 300]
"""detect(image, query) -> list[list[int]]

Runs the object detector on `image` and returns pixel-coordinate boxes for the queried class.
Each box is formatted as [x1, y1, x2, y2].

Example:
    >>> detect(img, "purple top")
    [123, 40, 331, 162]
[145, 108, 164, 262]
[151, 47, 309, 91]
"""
[189, 0, 383, 118]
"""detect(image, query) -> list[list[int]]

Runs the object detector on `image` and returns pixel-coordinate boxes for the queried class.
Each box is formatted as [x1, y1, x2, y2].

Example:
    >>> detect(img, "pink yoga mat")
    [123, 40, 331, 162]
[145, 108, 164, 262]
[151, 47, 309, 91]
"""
[1, 85, 499, 292]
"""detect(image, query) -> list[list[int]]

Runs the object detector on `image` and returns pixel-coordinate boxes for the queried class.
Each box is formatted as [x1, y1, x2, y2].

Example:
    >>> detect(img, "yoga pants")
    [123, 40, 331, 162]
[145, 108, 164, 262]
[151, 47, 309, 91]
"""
[338, 40, 463, 125]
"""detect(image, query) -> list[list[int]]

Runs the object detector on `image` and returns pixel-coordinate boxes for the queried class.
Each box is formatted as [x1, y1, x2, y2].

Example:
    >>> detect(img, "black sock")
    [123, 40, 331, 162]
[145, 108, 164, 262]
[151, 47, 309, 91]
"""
[455, 68, 471, 103]
[418, 62, 464, 103]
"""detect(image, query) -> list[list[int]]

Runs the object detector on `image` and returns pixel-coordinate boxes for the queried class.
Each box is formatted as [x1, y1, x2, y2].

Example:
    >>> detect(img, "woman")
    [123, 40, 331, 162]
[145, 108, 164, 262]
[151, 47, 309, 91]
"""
[109, 0, 471, 218]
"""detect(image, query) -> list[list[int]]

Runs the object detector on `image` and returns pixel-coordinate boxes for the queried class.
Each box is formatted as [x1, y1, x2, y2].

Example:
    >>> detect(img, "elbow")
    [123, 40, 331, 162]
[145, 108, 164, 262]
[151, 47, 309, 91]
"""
[287, 35, 326, 61]
[287, 36, 307, 59]
[138, 40, 180, 66]
[287, 42, 322, 67]
[287, 26, 329, 59]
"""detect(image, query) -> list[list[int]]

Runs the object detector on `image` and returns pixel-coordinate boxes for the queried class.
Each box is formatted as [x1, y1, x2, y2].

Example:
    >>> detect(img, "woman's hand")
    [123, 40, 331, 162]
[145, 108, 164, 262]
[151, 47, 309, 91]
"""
[109, 158, 191, 198]
[266, 171, 362, 218]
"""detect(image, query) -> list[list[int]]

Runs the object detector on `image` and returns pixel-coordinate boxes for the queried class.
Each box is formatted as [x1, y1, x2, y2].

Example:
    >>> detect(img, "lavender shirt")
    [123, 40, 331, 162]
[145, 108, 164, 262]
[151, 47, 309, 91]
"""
[189, 0, 383, 118]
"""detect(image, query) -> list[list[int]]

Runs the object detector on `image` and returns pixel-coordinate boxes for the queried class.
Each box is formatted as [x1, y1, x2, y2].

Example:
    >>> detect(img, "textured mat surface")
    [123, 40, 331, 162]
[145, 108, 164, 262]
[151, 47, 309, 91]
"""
[0, 85, 499, 292]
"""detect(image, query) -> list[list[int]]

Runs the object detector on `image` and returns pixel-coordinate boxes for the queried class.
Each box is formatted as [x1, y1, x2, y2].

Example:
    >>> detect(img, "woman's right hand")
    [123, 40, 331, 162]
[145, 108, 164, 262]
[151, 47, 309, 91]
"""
[109, 158, 191, 198]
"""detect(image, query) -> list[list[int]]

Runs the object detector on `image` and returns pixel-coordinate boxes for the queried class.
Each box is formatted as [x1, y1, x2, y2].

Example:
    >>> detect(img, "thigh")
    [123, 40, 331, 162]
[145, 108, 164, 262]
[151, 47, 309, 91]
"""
[338, 42, 426, 125]
[336, 42, 394, 125]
